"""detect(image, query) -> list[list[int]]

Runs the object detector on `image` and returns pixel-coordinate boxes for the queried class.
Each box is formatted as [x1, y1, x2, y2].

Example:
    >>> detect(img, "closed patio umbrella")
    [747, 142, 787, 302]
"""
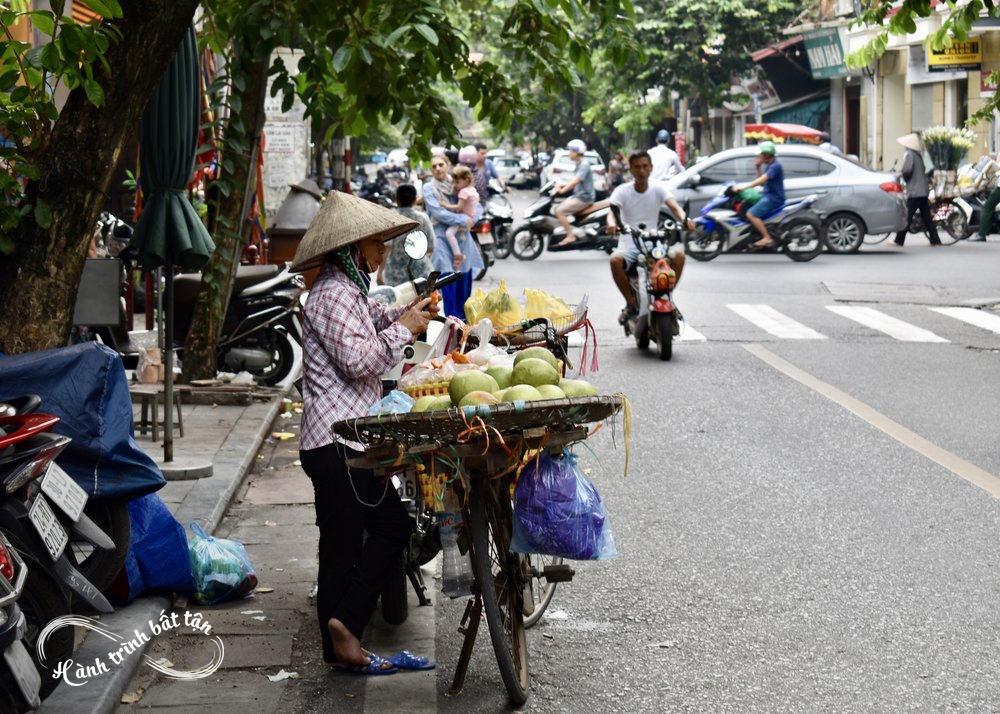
[129, 26, 214, 463]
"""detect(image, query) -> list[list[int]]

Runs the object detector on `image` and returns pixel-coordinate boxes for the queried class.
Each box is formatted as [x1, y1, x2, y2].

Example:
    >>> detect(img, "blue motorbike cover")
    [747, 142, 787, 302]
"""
[0, 342, 165, 499]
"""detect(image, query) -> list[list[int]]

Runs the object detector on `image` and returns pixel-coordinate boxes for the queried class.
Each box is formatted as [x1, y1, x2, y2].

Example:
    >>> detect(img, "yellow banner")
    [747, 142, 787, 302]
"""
[928, 40, 981, 68]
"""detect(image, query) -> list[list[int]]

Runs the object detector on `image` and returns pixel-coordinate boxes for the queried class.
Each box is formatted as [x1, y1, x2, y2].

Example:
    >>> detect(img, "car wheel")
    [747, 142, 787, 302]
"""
[823, 213, 865, 253]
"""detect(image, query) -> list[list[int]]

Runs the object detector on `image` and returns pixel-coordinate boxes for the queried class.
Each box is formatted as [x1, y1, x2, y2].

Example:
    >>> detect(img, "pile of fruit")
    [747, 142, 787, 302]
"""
[411, 346, 597, 413]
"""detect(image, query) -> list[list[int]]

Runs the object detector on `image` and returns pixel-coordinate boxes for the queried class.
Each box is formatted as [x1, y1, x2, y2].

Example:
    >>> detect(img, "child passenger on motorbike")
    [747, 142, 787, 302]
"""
[606, 150, 695, 321]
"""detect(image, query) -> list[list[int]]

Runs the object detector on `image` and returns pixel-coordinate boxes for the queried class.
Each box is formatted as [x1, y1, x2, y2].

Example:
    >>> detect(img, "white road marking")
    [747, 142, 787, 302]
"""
[826, 305, 949, 342]
[677, 324, 706, 341]
[727, 304, 826, 339]
[930, 307, 1000, 335]
[745, 344, 1000, 499]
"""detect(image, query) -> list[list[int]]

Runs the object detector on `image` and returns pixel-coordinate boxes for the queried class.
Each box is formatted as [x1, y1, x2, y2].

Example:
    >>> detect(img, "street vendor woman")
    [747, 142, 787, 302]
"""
[291, 191, 438, 675]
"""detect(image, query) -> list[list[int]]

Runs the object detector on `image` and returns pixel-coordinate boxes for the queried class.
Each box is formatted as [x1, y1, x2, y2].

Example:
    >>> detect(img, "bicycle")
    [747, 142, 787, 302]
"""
[865, 195, 965, 246]
[333, 395, 623, 705]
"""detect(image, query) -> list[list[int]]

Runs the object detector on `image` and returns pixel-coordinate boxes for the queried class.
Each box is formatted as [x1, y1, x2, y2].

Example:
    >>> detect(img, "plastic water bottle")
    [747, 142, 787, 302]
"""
[439, 492, 473, 598]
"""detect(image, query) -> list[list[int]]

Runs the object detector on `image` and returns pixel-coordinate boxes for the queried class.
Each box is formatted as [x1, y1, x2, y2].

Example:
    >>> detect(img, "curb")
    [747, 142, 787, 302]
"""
[38, 391, 287, 713]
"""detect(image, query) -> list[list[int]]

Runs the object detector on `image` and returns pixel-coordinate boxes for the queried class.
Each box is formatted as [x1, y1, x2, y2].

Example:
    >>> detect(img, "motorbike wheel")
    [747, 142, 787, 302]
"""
[823, 213, 865, 254]
[66, 497, 131, 597]
[14, 548, 73, 700]
[684, 225, 725, 262]
[781, 217, 824, 262]
[656, 315, 674, 361]
[933, 202, 965, 245]
[635, 317, 650, 350]
[511, 227, 545, 261]
[493, 224, 513, 260]
[476, 243, 489, 280]
[246, 330, 296, 387]
[380, 556, 409, 626]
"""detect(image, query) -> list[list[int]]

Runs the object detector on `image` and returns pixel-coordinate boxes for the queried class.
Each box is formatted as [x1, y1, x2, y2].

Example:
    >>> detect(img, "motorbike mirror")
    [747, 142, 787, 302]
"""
[684, 173, 701, 188]
[402, 230, 429, 260]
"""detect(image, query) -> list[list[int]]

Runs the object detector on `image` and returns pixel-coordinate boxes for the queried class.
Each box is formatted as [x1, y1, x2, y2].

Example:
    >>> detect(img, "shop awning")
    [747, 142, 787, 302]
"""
[744, 122, 825, 144]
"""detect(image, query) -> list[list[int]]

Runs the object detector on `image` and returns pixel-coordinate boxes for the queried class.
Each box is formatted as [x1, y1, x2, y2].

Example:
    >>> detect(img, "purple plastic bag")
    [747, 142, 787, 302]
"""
[510, 451, 616, 560]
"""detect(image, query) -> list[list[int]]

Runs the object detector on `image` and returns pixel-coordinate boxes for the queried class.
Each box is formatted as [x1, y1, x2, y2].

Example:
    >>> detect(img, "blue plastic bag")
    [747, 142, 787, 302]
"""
[188, 522, 258, 605]
[107, 493, 196, 605]
[367, 389, 414, 415]
[511, 451, 617, 560]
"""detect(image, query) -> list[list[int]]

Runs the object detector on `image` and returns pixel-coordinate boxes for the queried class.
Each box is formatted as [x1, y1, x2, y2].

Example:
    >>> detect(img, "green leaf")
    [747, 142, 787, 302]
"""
[39, 43, 61, 72]
[83, 78, 104, 106]
[27, 11, 56, 37]
[33, 199, 52, 229]
[413, 23, 439, 45]
[78, 0, 122, 19]
[332, 46, 353, 72]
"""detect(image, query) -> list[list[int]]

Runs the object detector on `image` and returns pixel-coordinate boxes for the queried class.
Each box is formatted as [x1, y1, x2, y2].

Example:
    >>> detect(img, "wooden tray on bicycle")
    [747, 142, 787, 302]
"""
[331, 394, 623, 449]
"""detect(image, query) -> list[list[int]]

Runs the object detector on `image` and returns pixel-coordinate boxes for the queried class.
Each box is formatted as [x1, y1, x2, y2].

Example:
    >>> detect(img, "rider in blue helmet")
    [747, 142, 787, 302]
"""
[649, 129, 683, 183]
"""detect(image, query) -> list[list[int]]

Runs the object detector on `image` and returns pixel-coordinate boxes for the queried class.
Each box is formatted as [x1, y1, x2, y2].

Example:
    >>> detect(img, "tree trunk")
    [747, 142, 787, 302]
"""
[0, 2, 201, 355]
[182, 57, 269, 381]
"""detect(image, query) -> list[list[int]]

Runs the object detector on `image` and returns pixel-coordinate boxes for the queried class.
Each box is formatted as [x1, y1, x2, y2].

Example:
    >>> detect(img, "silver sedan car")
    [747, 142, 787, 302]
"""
[663, 145, 907, 253]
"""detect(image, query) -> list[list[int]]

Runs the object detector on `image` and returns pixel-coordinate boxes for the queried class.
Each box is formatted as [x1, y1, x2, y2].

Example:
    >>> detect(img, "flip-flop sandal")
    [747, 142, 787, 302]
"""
[331, 653, 398, 676]
[388, 650, 435, 671]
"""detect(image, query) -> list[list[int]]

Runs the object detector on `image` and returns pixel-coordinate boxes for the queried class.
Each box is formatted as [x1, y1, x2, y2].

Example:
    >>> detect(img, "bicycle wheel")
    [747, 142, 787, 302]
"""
[468, 479, 529, 705]
[522, 553, 561, 628]
[933, 201, 965, 245]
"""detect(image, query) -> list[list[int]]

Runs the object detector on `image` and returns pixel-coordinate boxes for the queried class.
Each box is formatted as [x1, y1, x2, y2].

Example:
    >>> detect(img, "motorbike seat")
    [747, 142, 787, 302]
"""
[575, 199, 610, 217]
[172, 264, 281, 312]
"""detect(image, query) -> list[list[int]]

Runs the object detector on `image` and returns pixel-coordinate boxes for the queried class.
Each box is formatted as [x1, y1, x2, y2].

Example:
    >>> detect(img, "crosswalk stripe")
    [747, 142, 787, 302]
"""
[727, 304, 826, 339]
[930, 307, 1000, 335]
[827, 305, 949, 342]
[677, 324, 706, 341]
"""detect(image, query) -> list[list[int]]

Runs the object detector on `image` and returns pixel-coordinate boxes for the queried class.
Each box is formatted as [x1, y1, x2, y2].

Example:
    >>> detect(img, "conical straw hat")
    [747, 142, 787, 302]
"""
[291, 190, 418, 272]
[897, 133, 922, 152]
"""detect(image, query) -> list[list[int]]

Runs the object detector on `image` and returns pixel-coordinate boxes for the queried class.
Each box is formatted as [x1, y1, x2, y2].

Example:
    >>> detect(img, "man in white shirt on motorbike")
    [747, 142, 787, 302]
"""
[648, 129, 684, 184]
[606, 150, 694, 321]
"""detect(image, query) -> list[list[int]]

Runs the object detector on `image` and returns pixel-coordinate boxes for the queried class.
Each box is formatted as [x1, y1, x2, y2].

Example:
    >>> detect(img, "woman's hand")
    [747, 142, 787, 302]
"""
[398, 297, 435, 337]
[452, 253, 465, 270]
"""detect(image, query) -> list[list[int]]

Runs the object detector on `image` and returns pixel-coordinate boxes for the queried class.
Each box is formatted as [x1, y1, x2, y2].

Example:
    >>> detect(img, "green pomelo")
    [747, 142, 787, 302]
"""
[429, 395, 454, 411]
[559, 378, 598, 397]
[513, 346, 560, 372]
[511, 358, 560, 387]
[411, 395, 439, 413]
[485, 365, 513, 389]
[502, 384, 544, 402]
[458, 390, 500, 407]
[492, 389, 508, 401]
[536, 384, 566, 400]
[449, 371, 500, 406]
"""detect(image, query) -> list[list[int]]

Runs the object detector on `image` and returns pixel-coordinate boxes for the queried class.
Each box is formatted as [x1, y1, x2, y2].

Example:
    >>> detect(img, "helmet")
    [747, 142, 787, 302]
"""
[757, 140, 777, 156]
[457, 145, 478, 164]
[655, 129, 671, 143]
[566, 139, 587, 154]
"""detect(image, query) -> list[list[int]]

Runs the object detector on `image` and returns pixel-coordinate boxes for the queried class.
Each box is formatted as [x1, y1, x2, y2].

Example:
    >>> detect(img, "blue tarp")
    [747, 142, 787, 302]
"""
[0, 342, 165, 500]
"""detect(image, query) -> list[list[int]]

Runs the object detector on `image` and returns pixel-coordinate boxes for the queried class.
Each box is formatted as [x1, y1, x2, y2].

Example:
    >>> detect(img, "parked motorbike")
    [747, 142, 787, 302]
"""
[685, 184, 825, 262]
[610, 206, 682, 361]
[486, 178, 515, 261]
[95, 262, 304, 386]
[510, 182, 615, 260]
[0, 406, 117, 702]
[0, 526, 37, 712]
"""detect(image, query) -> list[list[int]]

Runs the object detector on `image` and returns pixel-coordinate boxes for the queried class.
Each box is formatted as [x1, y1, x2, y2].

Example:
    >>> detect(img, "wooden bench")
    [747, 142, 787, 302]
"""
[129, 384, 186, 442]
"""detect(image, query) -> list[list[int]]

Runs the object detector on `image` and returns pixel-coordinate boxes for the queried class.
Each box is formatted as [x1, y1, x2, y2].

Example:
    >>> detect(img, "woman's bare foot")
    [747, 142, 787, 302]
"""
[327, 618, 392, 670]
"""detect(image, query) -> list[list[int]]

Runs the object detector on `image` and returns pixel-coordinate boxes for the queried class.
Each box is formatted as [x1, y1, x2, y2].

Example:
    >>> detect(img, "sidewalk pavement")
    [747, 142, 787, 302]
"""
[38, 388, 287, 714]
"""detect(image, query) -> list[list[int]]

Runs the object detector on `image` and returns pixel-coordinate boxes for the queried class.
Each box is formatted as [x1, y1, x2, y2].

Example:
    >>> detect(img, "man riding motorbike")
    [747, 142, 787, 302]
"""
[552, 138, 595, 248]
[732, 140, 784, 249]
[607, 150, 694, 322]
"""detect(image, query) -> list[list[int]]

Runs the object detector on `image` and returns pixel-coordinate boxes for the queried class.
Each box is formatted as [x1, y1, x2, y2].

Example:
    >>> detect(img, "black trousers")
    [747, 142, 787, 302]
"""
[895, 196, 941, 245]
[300, 441, 411, 662]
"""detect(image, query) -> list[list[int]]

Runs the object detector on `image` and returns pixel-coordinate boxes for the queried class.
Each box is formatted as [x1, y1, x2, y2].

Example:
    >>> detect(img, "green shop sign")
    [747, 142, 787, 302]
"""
[804, 28, 849, 79]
